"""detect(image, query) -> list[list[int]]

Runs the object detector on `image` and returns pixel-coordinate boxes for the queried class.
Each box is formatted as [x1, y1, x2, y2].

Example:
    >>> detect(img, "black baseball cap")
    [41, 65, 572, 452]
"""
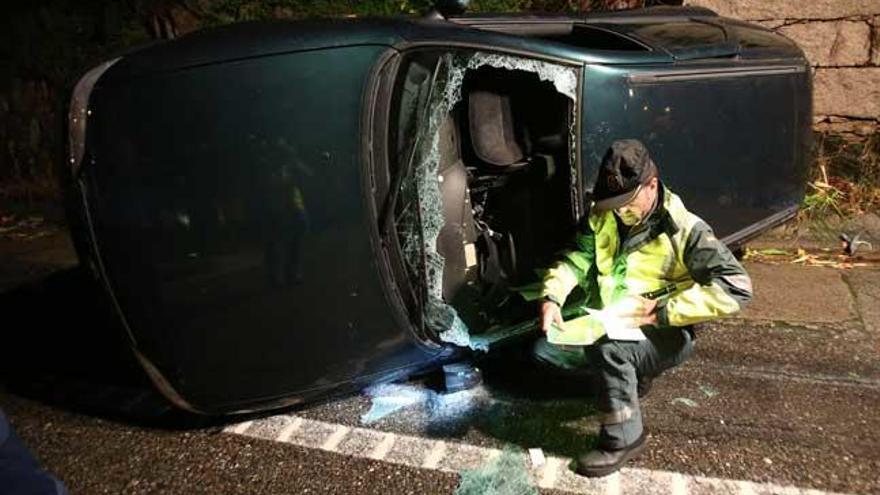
[592, 139, 658, 211]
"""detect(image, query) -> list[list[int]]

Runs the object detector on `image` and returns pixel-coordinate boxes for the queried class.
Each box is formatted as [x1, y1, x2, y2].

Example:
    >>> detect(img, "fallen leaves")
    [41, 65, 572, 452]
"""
[743, 247, 876, 269]
[0, 213, 56, 241]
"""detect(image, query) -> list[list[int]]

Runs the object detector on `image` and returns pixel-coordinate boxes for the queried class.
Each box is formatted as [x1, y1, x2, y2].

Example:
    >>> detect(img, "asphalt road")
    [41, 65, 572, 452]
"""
[1, 230, 879, 494]
[1, 392, 473, 495]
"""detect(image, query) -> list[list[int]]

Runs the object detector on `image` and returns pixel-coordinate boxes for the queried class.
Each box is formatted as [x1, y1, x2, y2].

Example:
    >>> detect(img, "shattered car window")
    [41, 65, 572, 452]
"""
[392, 54, 437, 178]
[391, 50, 580, 350]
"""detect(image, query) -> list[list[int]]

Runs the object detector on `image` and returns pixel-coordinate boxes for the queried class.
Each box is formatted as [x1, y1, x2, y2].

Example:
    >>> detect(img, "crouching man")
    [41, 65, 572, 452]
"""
[536, 139, 753, 477]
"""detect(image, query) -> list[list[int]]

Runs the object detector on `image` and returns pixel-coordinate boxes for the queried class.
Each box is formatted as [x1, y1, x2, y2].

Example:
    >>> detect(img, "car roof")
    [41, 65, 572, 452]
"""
[100, 7, 802, 83]
[449, 6, 802, 61]
[448, 5, 719, 24]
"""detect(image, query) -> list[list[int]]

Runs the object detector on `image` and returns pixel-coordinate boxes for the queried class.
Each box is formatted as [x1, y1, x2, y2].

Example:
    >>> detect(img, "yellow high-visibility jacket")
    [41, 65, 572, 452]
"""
[541, 185, 753, 327]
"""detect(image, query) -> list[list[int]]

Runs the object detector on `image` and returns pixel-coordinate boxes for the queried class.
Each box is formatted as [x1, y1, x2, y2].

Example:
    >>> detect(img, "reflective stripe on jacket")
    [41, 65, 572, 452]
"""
[541, 185, 753, 327]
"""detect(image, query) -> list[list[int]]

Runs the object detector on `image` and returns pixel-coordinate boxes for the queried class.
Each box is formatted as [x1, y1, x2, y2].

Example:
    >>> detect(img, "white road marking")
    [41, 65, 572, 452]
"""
[321, 425, 350, 452]
[774, 485, 806, 495]
[275, 416, 303, 442]
[226, 414, 853, 495]
[421, 441, 447, 470]
[738, 481, 758, 495]
[605, 470, 621, 495]
[369, 432, 397, 461]
[229, 420, 253, 435]
[528, 447, 546, 467]
[539, 456, 562, 489]
[671, 472, 689, 495]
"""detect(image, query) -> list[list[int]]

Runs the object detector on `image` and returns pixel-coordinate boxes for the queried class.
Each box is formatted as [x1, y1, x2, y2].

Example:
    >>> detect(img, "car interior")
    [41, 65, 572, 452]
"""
[436, 65, 578, 331]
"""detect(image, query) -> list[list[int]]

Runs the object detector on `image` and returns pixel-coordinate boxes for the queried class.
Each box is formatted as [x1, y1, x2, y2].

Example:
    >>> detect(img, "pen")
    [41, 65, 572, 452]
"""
[640, 284, 677, 300]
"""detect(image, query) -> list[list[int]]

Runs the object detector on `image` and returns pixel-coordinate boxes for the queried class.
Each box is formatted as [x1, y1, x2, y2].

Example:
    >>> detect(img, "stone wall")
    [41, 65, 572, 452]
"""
[685, 0, 880, 139]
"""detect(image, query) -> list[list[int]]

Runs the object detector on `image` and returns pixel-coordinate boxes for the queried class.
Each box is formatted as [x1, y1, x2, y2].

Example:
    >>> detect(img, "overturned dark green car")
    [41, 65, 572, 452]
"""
[66, 6, 811, 414]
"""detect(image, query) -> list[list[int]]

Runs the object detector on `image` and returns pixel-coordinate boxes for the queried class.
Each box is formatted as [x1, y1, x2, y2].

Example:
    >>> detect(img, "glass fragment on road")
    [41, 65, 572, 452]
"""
[699, 384, 719, 398]
[455, 447, 538, 495]
[361, 384, 429, 424]
[671, 397, 699, 408]
[360, 382, 489, 425]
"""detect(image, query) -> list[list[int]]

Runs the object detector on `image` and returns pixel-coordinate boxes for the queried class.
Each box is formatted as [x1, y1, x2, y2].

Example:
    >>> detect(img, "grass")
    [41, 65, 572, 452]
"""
[800, 131, 880, 220]
[802, 179, 845, 218]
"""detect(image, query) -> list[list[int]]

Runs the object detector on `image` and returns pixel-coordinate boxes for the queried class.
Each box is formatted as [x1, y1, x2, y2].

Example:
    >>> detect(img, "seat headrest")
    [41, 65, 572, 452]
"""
[468, 90, 524, 167]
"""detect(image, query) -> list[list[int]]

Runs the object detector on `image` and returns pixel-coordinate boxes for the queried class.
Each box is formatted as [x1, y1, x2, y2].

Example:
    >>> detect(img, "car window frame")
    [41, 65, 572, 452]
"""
[364, 43, 586, 346]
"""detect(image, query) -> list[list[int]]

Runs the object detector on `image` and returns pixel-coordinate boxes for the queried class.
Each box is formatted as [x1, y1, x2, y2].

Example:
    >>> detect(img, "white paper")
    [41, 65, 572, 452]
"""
[589, 308, 647, 341]
[605, 323, 647, 341]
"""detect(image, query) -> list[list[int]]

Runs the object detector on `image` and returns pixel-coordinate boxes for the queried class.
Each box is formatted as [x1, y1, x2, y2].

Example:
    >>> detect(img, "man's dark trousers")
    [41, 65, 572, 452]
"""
[534, 326, 694, 449]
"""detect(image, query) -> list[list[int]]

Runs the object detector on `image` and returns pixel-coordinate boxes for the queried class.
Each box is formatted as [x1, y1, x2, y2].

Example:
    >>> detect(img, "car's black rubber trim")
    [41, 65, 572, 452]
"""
[393, 40, 584, 66]
[721, 204, 800, 248]
[628, 64, 806, 83]
[359, 47, 442, 350]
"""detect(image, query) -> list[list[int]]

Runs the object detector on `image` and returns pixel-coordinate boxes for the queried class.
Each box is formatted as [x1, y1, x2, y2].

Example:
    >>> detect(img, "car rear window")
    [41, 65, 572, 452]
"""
[622, 21, 727, 49]
[731, 25, 790, 50]
[540, 24, 650, 51]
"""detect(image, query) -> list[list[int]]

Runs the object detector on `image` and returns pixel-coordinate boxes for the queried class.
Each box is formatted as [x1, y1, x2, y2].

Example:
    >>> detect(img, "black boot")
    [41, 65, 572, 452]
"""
[574, 431, 647, 478]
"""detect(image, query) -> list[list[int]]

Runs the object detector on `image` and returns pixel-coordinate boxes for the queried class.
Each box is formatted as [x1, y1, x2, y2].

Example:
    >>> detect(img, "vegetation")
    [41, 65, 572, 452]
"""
[801, 132, 880, 219]
[0, 1, 147, 203]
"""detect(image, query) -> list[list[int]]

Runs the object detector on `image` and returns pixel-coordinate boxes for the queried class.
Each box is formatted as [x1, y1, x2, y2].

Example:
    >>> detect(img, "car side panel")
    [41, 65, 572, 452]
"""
[83, 45, 439, 413]
[581, 62, 811, 240]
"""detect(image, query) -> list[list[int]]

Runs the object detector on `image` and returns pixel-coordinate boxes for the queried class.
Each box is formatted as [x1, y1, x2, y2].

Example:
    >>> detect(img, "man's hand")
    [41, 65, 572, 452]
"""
[540, 300, 564, 333]
[606, 296, 658, 327]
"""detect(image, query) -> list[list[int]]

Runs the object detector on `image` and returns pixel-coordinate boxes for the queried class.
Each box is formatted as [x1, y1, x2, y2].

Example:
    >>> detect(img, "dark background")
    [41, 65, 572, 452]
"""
[0, 0, 682, 209]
